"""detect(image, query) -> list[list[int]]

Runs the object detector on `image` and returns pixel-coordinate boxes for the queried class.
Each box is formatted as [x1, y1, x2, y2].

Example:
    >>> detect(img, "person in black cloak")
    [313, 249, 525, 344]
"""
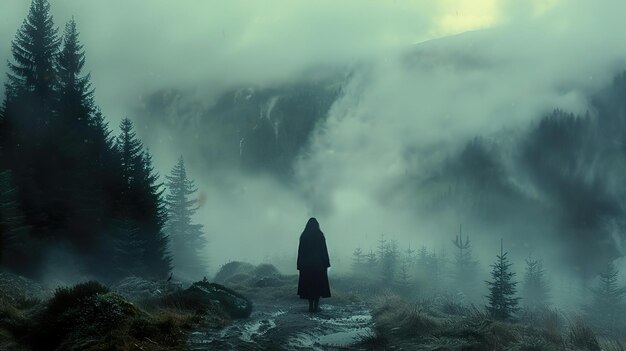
[297, 217, 331, 312]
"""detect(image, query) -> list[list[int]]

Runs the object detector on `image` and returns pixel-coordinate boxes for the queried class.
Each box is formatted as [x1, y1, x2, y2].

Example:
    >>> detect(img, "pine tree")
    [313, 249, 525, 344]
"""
[397, 245, 414, 289]
[50, 17, 105, 249]
[165, 156, 207, 277]
[416, 246, 432, 286]
[112, 218, 145, 277]
[86, 107, 121, 231]
[112, 118, 146, 277]
[419, 248, 444, 292]
[2, 0, 61, 181]
[0, 0, 63, 251]
[429, 249, 446, 290]
[0, 1, 172, 280]
[486, 239, 520, 320]
[365, 250, 377, 272]
[55, 18, 93, 127]
[85, 108, 119, 205]
[397, 260, 412, 290]
[115, 119, 171, 279]
[587, 260, 625, 331]
[351, 247, 365, 276]
[452, 225, 479, 297]
[381, 240, 399, 284]
[377, 233, 387, 263]
[417, 246, 429, 266]
[6, 0, 59, 105]
[135, 151, 171, 279]
[117, 118, 144, 189]
[404, 245, 416, 269]
[522, 256, 550, 308]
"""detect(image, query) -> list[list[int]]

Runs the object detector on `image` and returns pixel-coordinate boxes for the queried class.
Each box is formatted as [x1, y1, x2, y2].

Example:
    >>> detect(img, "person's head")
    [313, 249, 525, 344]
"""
[305, 217, 320, 231]
[302, 217, 323, 238]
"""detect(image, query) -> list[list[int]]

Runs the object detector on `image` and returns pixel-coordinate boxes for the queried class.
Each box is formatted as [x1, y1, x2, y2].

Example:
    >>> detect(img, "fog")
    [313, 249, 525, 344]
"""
[2, 0, 626, 286]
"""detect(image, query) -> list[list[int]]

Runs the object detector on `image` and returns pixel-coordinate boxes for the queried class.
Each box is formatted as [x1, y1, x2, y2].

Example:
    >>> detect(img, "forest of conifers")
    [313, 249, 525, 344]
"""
[0, 0, 207, 283]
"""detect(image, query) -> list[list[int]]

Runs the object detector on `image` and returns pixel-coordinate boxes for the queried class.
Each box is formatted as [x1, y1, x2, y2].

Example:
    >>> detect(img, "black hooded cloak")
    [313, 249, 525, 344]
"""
[297, 218, 331, 299]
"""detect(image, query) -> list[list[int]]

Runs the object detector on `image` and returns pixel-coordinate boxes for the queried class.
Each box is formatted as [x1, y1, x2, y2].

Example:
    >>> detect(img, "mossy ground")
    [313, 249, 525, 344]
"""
[0, 280, 236, 351]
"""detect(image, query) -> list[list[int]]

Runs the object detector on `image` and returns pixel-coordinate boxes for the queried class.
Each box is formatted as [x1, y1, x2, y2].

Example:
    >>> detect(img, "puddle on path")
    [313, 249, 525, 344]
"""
[189, 302, 372, 350]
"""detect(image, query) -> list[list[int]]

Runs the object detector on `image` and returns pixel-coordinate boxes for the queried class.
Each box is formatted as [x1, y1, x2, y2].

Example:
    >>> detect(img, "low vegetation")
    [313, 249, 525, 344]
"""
[359, 293, 625, 351]
[0, 276, 254, 351]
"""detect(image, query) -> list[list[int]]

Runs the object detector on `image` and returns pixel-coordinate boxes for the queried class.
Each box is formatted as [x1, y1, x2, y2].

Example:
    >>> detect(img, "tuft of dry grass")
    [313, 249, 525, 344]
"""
[372, 294, 440, 339]
[600, 339, 625, 351]
[128, 308, 200, 349]
[0, 299, 31, 350]
[364, 295, 593, 351]
[568, 319, 601, 351]
[358, 330, 389, 350]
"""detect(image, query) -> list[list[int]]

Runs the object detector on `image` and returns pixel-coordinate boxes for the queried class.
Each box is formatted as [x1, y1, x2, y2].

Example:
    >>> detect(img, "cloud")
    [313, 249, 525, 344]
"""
[3, 0, 626, 276]
[0, 0, 474, 119]
[290, 0, 626, 271]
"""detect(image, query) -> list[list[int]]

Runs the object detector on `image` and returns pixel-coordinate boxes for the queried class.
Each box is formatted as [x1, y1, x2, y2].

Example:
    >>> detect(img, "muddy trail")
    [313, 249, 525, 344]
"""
[188, 299, 373, 350]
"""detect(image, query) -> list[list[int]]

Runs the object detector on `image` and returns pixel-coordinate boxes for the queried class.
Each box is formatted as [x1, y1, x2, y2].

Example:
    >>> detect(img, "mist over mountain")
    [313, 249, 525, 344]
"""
[131, 27, 626, 280]
[134, 79, 342, 178]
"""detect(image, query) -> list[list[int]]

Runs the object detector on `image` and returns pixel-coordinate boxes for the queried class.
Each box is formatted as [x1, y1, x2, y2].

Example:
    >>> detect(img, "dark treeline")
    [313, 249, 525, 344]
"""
[0, 0, 207, 282]
[351, 232, 625, 336]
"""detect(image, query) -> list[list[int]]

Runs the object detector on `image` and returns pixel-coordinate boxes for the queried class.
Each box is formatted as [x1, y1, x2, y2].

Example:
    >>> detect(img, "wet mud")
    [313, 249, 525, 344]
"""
[189, 300, 372, 350]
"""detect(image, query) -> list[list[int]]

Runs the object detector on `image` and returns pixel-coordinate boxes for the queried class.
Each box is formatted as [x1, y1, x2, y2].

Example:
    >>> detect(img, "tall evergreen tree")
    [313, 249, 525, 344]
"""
[397, 258, 412, 290]
[0, 1, 168, 280]
[404, 246, 416, 269]
[117, 118, 144, 189]
[377, 234, 387, 264]
[351, 247, 365, 276]
[416, 246, 444, 292]
[380, 240, 399, 284]
[6, 0, 59, 104]
[111, 118, 146, 278]
[452, 225, 479, 297]
[83, 107, 119, 221]
[134, 150, 171, 279]
[49, 17, 104, 251]
[55, 18, 93, 126]
[165, 156, 207, 277]
[587, 260, 625, 332]
[111, 217, 145, 277]
[522, 256, 550, 309]
[365, 250, 377, 272]
[115, 119, 171, 279]
[486, 240, 520, 320]
[1, 0, 63, 252]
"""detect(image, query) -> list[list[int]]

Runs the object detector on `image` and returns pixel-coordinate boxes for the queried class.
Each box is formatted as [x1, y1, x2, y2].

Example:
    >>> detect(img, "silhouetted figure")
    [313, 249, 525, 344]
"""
[297, 218, 331, 312]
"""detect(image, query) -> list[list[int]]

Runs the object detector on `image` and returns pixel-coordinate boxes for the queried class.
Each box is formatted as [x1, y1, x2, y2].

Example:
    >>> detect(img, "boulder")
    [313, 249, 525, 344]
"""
[214, 261, 255, 283]
[163, 281, 252, 319]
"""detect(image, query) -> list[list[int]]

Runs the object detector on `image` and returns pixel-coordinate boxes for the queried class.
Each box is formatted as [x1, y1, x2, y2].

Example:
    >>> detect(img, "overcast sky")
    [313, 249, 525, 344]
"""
[0, 0, 541, 118]
[2, 1, 626, 276]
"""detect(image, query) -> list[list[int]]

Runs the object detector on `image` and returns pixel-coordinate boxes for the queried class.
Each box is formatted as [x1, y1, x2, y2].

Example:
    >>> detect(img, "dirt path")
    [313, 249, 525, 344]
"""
[188, 300, 373, 350]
